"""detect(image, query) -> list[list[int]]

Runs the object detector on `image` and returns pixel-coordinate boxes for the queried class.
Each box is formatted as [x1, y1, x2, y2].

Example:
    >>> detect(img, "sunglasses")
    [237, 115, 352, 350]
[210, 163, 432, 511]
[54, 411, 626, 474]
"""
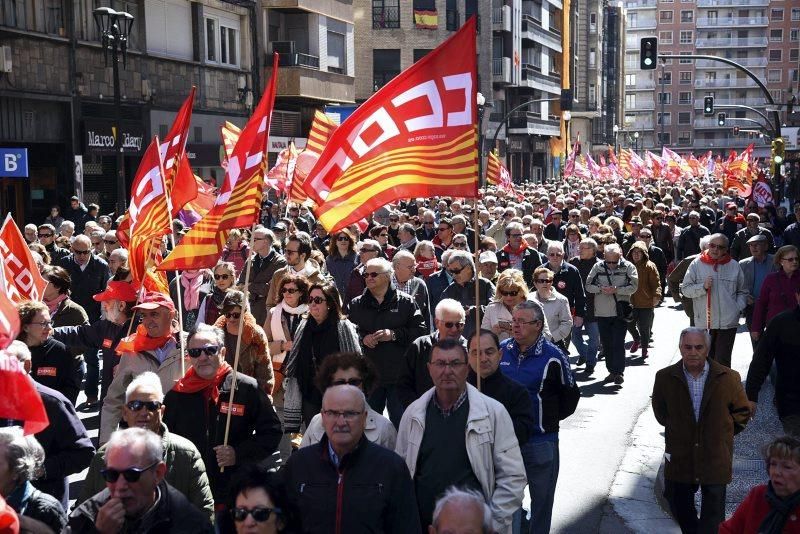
[231, 507, 282, 523]
[330, 378, 364, 387]
[125, 400, 163, 412]
[37, 233, 53, 238]
[281, 287, 300, 294]
[499, 290, 519, 297]
[441, 321, 465, 329]
[389, 218, 399, 222]
[448, 266, 465, 275]
[104, 239, 117, 245]
[535, 279, 553, 284]
[452, 242, 467, 248]
[309, 296, 326, 305]
[73, 249, 91, 255]
[101, 460, 159, 483]
[214, 274, 231, 280]
[337, 236, 351, 242]
[186, 345, 220, 358]
[365, 271, 387, 278]
[225, 312, 242, 319]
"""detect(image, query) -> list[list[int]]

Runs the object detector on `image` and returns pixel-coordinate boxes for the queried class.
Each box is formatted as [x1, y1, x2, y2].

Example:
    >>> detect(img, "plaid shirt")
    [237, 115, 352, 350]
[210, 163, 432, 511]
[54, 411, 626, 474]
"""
[682, 361, 710, 421]
[392, 275, 414, 296]
[432, 388, 468, 418]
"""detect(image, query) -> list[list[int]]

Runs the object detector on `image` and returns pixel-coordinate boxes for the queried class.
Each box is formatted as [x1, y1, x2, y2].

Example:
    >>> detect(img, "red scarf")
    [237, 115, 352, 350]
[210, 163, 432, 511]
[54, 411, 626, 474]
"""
[725, 214, 745, 225]
[699, 250, 732, 271]
[173, 362, 232, 405]
[502, 241, 529, 256]
[115, 324, 175, 355]
[416, 256, 439, 278]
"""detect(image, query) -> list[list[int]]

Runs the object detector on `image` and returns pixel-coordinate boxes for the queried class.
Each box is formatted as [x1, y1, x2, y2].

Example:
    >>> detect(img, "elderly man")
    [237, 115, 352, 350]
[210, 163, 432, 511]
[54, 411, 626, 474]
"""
[79, 372, 214, 520]
[570, 238, 601, 374]
[59, 219, 75, 239]
[240, 227, 286, 325]
[106, 248, 128, 276]
[392, 249, 432, 330]
[396, 339, 525, 533]
[680, 233, 747, 367]
[163, 323, 282, 528]
[283, 385, 421, 533]
[499, 301, 579, 534]
[37, 223, 68, 263]
[440, 250, 496, 339]
[68, 428, 212, 533]
[23, 223, 37, 244]
[348, 257, 427, 427]
[417, 210, 438, 241]
[739, 234, 777, 345]
[100, 291, 186, 444]
[676, 211, 710, 260]
[496, 222, 544, 288]
[429, 487, 494, 534]
[451, 215, 476, 252]
[265, 232, 326, 311]
[652, 327, 750, 534]
[396, 222, 419, 253]
[396, 299, 467, 408]
[544, 241, 586, 330]
[730, 212, 775, 260]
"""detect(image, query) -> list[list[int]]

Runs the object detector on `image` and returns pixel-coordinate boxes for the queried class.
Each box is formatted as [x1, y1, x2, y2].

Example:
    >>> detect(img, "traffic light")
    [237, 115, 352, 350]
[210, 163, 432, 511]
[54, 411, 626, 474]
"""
[772, 137, 785, 166]
[703, 96, 714, 116]
[640, 37, 658, 70]
[733, 126, 740, 135]
[717, 113, 726, 127]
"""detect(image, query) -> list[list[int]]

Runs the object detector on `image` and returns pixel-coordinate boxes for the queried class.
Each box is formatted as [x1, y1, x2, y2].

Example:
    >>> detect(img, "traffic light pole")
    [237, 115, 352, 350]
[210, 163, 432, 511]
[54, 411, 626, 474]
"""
[714, 104, 777, 137]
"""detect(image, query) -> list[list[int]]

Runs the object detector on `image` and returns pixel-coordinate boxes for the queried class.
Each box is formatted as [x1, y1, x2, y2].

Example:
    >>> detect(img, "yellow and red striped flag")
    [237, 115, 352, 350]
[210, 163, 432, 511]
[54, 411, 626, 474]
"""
[303, 17, 478, 232]
[158, 54, 280, 271]
[221, 121, 241, 164]
[485, 150, 503, 186]
[289, 111, 337, 203]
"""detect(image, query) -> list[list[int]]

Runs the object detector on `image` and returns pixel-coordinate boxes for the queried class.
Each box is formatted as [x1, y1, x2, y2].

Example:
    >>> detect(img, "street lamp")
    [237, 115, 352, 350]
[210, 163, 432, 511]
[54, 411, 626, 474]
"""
[613, 124, 620, 154]
[94, 6, 134, 218]
[476, 92, 492, 187]
[634, 131, 640, 153]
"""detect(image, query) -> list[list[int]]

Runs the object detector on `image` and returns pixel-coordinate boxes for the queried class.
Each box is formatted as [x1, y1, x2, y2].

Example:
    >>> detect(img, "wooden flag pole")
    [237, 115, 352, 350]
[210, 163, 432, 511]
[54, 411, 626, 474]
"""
[220, 220, 258, 472]
[473, 196, 481, 392]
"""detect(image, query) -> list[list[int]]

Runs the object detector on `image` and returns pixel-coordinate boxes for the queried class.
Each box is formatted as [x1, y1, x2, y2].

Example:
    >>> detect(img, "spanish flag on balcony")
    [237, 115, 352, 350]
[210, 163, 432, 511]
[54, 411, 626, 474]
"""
[414, 0, 437, 29]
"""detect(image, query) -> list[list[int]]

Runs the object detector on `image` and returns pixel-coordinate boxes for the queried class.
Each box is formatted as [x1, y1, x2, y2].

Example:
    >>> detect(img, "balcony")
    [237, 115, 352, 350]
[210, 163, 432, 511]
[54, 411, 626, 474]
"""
[628, 17, 657, 30]
[694, 57, 768, 69]
[694, 97, 767, 108]
[507, 111, 561, 136]
[695, 77, 759, 89]
[493, 57, 512, 85]
[521, 16, 563, 52]
[265, 61, 354, 103]
[520, 63, 561, 94]
[696, 16, 769, 27]
[629, 99, 656, 111]
[493, 5, 512, 32]
[695, 36, 767, 48]
[624, 0, 656, 9]
[625, 79, 656, 91]
[629, 118, 655, 130]
[692, 137, 768, 149]
[696, 0, 768, 6]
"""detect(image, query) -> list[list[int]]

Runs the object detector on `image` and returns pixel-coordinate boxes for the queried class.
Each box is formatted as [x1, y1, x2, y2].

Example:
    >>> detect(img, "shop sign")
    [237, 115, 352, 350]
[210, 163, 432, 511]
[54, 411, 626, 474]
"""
[83, 120, 145, 155]
[0, 148, 28, 178]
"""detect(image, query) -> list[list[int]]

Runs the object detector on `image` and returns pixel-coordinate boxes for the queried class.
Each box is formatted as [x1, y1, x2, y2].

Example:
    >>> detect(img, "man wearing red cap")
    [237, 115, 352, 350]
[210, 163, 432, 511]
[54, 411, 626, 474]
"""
[99, 291, 187, 444]
[714, 202, 745, 243]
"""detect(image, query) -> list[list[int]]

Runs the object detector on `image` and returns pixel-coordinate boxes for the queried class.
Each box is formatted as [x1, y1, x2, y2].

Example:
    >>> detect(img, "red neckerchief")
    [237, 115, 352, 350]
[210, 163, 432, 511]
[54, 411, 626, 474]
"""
[502, 241, 528, 256]
[699, 250, 732, 271]
[115, 324, 174, 355]
[173, 362, 233, 405]
[725, 214, 745, 225]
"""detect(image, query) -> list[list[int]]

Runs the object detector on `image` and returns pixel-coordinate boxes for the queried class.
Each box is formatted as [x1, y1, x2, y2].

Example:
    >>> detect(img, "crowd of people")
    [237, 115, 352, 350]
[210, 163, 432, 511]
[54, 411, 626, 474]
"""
[1, 179, 800, 534]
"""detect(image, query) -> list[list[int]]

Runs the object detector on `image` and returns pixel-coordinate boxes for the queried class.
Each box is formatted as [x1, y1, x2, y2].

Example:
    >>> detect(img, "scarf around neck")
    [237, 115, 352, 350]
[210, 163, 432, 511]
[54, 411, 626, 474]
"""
[502, 241, 528, 256]
[172, 361, 232, 405]
[270, 301, 308, 358]
[45, 294, 68, 316]
[180, 271, 204, 311]
[699, 250, 732, 271]
[115, 324, 174, 355]
[758, 482, 800, 534]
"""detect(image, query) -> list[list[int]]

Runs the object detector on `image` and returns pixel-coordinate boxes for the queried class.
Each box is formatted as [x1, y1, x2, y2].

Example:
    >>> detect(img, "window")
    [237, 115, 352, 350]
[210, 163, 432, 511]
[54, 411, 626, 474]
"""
[625, 94, 636, 109]
[446, 0, 458, 30]
[373, 0, 400, 29]
[679, 52, 692, 64]
[657, 112, 671, 126]
[625, 74, 637, 87]
[678, 112, 691, 124]
[771, 89, 782, 102]
[660, 10, 673, 23]
[770, 29, 783, 42]
[589, 48, 596, 67]
[677, 132, 690, 145]
[680, 10, 693, 22]
[327, 19, 346, 74]
[589, 12, 596, 31]
[205, 14, 240, 67]
[679, 91, 692, 104]
[769, 49, 782, 62]
[413, 49, 432, 62]
[768, 69, 782, 82]
[680, 30, 693, 44]
[792, 29, 799, 41]
[589, 84, 596, 107]
[465, 0, 478, 32]
[679, 71, 692, 84]
[790, 49, 799, 62]
[373, 49, 401, 90]
[793, 8, 800, 21]
[658, 92, 672, 104]
[658, 71, 672, 85]
[659, 31, 673, 44]
[659, 132, 672, 145]
[771, 8, 783, 21]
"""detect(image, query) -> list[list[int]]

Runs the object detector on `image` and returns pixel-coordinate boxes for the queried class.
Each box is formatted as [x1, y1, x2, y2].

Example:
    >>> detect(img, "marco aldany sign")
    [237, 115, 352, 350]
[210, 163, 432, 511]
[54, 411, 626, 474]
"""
[83, 120, 145, 155]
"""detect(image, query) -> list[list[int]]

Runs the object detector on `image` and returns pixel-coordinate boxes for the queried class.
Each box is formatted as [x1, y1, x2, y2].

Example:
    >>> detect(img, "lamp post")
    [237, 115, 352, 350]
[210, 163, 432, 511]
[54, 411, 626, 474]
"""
[634, 131, 640, 153]
[94, 7, 134, 218]
[476, 92, 491, 187]
[613, 124, 620, 154]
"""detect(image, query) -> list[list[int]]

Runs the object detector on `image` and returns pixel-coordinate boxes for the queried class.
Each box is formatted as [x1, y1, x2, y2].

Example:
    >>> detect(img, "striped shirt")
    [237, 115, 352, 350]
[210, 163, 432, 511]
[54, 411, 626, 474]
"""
[682, 361, 710, 421]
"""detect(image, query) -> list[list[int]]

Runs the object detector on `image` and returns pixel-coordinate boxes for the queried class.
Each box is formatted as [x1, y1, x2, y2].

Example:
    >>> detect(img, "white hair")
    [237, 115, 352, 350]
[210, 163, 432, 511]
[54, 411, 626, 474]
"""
[435, 298, 466, 320]
[6, 340, 31, 363]
[392, 249, 415, 265]
[547, 241, 565, 254]
[322, 384, 367, 412]
[365, 257, 393, 276]
[604, 243, 622, 257]
[431, 487, 492, 533]
[106, 428, 163, 464]
[0, 427, 45, 484]
[126, 371, 164, 402]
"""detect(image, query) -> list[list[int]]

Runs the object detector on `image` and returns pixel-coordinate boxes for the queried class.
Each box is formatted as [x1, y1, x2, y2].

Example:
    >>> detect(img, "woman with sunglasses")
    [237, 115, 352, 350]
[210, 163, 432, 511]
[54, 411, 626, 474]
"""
[264, 274, 309, 394]
[228, 464, 296, 534]
[370, 224, 397, 260]
[751, 245, 800, 342]
[197, 261, 237, 326]
[299, 352, 396, 449]
[482, 269, 534, 342]
[529, 267, 573, 354]
[282, 283, 361, 440]
[214, 290, 274, 395]
[17, 300, 80, 404]
[325, 229, 358, 298]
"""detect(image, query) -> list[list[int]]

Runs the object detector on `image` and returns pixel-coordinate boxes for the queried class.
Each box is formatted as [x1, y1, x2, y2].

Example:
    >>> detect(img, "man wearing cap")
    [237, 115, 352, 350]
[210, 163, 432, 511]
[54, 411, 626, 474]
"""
[739, 235, 776, 346]
[99, 291, 187, 444]
[479, 250, 499, 285]
[621, 217, 645, 256]
[715, 202, 745, 243]
[239, 227, 286, 325]
[730, 212, 775, 261]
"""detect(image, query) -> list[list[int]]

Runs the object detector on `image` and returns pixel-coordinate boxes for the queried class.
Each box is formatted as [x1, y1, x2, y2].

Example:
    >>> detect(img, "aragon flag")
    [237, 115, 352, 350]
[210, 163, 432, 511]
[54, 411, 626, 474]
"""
[303, 17, 478, 232]
[158, 54, 280, 271]
[289, 110, 338, 203]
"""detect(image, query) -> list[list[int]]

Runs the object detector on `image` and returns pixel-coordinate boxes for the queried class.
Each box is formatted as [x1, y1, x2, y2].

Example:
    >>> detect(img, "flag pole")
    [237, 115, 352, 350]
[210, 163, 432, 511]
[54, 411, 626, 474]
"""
[473, 195, 482, 392]
[221, 220, 258, 472]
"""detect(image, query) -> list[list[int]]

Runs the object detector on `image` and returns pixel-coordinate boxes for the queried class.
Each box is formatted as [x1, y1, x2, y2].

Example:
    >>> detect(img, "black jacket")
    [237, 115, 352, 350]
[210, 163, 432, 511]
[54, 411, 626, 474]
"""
[425, 269, 451, 311]
[496, 247, 544, 288]
[29, 337, 81, 404]
[163, 371, 282, 503]
[348, 286, 427, 384]
[396, 333, 467, 409]
[746, 306, 800, 418]
[570, 257, 600, 322]
[31, 382, 94, 509]
[68, 481, 212, 534]
[546, 261, 587, 318]
[12, 485, 66, 533]
[676, 224, 710, 261]
[53, 318, 130, 355]
[283, 435, 422, 534]
[468, 369, 534, 446]
[57, 254, 110, 321]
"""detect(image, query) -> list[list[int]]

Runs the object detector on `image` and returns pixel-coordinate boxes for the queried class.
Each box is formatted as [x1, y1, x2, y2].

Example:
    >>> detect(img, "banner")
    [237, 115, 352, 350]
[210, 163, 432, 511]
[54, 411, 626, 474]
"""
[289, 111, 338, 203]
[0, 214, 48, 302]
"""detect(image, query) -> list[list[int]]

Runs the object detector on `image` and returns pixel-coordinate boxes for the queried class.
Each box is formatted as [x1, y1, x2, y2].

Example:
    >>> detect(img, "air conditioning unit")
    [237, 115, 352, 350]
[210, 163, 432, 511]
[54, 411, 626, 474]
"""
[0, 46, 12, 73]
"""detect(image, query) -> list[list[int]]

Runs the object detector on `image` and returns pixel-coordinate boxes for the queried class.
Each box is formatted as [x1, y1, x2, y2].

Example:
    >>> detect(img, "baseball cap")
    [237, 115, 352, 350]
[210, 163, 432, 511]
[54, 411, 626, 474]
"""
[93, 281, 138, 303]
[479, 251, 498, 264]
[273, 222, 287, 232]
[725, 202, 737, 210]
[746, 234, 767, 245]
[132, 291, 176, 311]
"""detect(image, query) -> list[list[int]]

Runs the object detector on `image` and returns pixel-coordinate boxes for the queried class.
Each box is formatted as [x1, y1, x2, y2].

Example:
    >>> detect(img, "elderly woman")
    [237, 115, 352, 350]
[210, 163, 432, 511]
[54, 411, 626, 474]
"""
[482, 268, 529, 342]
[264, 273, 309, 393]
[751, 245, 800, 341]
[17, 300, 80, 404]
[170, 268, 213, 331]
[720, 435, 800, 533]
[282, 283, 361, 438]
[0, 428, 66, 533]
[300, 352, 396, 449]
[228, 464, 297, 534]
[325, 228, 359, 297]
[197, 261, 237, 326]
[214, 290, 274, 395]
[529, 266, 573, 353]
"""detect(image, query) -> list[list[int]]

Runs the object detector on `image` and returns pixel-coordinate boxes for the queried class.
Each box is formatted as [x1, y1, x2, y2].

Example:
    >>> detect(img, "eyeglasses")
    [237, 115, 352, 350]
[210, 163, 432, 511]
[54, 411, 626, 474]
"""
[499, 290, 519, 297]
[321, 409, 363, 420]
[640, 234, 652, 239]
[548, 252, 564, 257]
[73, 249, 91, 255]
[37, 233, 53, 238]
[440, 321, 465, 329]
[101, 460, 159, 483]
[360, 248, 378, 254]
[448, 266, 465, 275]
[365, 271, 388, 279]
[186, 345, 220, 358]
[125, 400, 163, 412]
[781, 256, 799, 262]
[535, 279, 553, 284]
[30, 320, 54, 328]
[103, 239, 117, 245]
[708, 243, 727, 250]
[512, 318, 539, 326]
[330, 378, 364, 387]
[429, 360, 467, 369]
[281, 287, 300, 294]
[337, 236, 351, 242]
[508, 233, 523, 238]
[284, 248, 299, 256]
[214, 274, 231, 280]
[232, 507, 282, 523]
[225, 311, 242, 319]
[452, 242, 467, 248]
[389, 218, 399, 222]
[681, 344, 705, 351]
[309, 296, 326, 305]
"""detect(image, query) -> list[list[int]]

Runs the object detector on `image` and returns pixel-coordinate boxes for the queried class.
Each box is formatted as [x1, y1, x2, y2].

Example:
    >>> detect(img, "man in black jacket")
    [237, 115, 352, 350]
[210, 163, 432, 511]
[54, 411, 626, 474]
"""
[440, 251, 495, 339]
[348, 257, 427, 428]
[283, 385, 421, 533]
[496, 222, 544, 289]
[544, 242, 586, 341]
[36, 224, 69, 263]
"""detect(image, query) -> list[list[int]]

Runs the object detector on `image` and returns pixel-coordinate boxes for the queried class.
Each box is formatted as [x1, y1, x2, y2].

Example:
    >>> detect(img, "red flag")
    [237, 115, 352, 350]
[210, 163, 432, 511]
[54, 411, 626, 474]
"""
[303, 18, 478, 232]
[159, 88, 198, 217]
[0, 214, 48, 302]
[0, 352, 49, 435]
[289, 111, 338, 203]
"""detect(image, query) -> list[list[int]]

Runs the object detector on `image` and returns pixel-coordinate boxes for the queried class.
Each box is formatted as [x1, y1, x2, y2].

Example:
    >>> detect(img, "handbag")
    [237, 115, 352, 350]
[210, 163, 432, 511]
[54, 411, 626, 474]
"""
[603, 263, 634, 323]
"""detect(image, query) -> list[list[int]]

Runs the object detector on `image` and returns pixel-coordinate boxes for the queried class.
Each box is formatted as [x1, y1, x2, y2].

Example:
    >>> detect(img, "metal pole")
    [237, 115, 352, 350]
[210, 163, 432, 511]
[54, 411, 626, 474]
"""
[714, 104, 777, 136]
[490, 98, 561, 155]
[113, 40, 126, 218]
[660, 61, 666, 150]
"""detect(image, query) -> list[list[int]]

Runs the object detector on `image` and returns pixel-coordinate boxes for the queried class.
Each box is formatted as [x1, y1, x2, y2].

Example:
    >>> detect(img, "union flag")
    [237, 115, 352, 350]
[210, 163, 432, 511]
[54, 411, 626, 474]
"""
[0, 214, 48, 302]
[289, 111, 338, 203]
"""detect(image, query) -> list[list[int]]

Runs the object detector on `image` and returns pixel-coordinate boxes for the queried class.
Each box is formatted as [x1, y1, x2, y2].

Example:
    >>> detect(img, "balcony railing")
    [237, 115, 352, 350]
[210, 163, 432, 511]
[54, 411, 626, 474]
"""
[695, 36, 768, 48]
[693, 97, 767, 108]
[521, 63, 561, 93]
[492, 7, 503, 24]
[696, 0, 768, 7]
[629, 100, 656, 110]
[628, 17, 657, 29]
[522, 17, 563, 50]
[694, 57, 768, 68]
[624, 0, 656, 8]
[625, 80, 656, 90]
[694, 77, 759, 89]
[696, 16, 768, 27]
[692, 137, 768, 149]
[373, 6, 400, 29]
[493, 57, 511, 84]
[508, 111, 561, 135]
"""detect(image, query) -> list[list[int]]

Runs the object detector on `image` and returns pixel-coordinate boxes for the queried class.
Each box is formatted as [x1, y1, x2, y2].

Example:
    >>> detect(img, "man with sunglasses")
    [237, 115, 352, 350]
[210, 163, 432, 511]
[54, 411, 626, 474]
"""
[164, 324, 282, 529]
[416, 211, 437, 241]
[79, 372, 214, 521]
[652, 327, 750, 534]
[648, 211, 675, 263]
[439, 251, 496, 339]
[36, 223, 69, 263]
[239, 227, 286, 326]
[265, 232, 327, 312]
[432, 218, 455, 260]
[68, 427, 213, 533]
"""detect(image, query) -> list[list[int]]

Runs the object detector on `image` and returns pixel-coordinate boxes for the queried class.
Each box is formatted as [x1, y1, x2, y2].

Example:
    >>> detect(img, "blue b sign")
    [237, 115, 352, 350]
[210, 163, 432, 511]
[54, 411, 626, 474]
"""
[0, 148, 29, 178]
